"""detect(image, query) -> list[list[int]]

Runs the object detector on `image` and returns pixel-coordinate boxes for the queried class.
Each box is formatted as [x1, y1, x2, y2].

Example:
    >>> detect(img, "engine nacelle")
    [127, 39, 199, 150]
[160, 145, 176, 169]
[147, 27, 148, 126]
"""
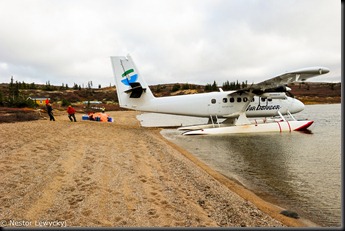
[260, 92, 287, 99]
[264, 85, 291, 92]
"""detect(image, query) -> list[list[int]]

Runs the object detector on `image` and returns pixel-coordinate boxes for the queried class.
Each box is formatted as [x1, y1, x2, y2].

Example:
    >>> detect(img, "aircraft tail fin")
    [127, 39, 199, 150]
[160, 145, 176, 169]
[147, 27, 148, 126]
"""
[110, 55, 155, 110]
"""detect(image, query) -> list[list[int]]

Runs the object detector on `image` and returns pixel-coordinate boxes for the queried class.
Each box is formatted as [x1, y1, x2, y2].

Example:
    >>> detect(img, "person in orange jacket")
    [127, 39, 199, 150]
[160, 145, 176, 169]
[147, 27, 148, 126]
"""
[67, 105, 77, 122]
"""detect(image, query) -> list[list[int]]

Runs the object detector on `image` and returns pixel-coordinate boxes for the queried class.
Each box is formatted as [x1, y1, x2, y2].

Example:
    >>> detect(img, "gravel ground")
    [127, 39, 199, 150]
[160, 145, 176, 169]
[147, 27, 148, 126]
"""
[0, 111, 307, 228]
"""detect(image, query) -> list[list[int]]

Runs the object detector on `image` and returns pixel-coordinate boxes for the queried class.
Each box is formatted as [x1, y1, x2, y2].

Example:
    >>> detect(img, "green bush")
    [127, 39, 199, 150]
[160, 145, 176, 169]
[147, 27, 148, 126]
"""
[172, 84, 181, 92]
[61, 98, 71, 107]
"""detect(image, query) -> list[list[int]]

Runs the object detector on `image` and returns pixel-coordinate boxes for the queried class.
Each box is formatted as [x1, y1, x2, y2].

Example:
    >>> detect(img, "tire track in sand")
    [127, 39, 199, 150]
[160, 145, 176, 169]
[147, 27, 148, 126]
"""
[25, 123, 88, 221]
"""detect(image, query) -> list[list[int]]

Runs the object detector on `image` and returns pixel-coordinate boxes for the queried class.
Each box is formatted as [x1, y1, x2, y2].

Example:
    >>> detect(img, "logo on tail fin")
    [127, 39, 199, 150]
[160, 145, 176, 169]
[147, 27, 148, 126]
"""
[121, 69, 138, 86]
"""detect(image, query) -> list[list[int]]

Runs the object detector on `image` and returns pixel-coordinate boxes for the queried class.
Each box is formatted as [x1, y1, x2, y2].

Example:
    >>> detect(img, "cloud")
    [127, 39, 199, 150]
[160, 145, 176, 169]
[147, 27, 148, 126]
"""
[0, 0, 341, 87]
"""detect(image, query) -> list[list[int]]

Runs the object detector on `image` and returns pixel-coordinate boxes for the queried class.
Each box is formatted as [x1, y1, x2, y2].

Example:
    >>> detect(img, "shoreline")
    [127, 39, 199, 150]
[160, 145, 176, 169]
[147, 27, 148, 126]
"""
[0, 111, 317, 227]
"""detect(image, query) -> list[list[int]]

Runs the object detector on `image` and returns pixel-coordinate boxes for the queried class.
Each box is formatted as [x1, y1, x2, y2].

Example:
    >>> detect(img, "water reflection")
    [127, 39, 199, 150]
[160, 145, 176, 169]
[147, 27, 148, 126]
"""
[180, 133, 311, 204]
[297, 129, 313, 134]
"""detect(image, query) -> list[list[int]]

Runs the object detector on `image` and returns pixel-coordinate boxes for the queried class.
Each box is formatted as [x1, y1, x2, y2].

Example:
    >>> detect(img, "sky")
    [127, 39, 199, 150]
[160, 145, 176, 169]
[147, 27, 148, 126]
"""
[0, 0, 341, 88]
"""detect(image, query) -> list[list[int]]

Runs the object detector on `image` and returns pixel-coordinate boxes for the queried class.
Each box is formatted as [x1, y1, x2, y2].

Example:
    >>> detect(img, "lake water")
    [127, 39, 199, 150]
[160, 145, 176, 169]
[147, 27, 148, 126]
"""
[137, 104, 342, 227]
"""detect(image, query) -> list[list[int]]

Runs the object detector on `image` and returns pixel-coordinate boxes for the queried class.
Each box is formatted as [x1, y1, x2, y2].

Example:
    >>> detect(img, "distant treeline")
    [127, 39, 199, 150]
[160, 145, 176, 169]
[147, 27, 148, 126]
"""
[167, 80, 248, 92]
[0, 77, 105, 108]
[1, 79, 103, 91]
[0, 77, 37, 107]
[205, 80, 248, 92]
[1, 76, 248, 108]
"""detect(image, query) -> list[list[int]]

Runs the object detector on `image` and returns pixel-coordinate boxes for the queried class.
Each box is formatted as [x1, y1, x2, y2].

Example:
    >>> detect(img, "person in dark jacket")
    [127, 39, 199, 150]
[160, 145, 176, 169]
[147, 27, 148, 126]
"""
[67, 105, 77, 122]
[46, 103, 55, 121]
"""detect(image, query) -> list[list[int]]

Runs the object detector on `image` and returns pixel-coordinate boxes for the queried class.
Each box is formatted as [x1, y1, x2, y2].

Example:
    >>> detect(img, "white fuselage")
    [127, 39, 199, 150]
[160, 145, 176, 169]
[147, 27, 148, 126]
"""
[110, 55, 327, 134]
[121, 91, 305, 118]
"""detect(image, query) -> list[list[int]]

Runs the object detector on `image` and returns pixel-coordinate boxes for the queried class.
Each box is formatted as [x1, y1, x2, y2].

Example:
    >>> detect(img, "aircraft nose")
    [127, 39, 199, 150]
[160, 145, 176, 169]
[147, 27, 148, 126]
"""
[291, 98, 305, 113]
[319, 67, 330, 74]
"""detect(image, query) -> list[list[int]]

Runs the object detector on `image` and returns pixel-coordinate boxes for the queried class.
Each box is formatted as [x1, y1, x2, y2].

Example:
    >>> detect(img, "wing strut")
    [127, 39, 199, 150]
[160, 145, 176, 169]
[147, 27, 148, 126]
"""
[234, 93, 254, 126]
[208, 115, 221, 128]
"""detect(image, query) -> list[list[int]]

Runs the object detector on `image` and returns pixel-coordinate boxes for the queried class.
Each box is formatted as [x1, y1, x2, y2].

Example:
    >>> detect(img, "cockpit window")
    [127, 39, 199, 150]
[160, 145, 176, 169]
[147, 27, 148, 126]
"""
[211, 99, 216, 104]
[223, 98, 227, 103]
[230, 97, 235, 103]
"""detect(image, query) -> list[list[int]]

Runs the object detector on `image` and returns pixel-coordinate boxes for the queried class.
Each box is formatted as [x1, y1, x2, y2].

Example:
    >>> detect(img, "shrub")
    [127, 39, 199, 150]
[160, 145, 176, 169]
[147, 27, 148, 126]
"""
[61, 98, 71, 107]
[172, 84, 181, 92]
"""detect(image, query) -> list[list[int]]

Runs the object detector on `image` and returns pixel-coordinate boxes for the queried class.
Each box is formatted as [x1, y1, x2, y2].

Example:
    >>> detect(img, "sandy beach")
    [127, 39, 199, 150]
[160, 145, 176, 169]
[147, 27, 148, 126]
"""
[0, 110, 310, 228]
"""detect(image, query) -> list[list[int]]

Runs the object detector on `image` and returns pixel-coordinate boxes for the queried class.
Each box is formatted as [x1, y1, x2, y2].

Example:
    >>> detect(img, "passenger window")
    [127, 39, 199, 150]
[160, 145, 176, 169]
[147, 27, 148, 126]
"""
[268, 98, 272, 102]
[223, 98, 227, 103]
[261, 98, 266, 102]
[243, 97, 248, 102]
[211, 99, 216, 104]
[237, 98, 242, 103]
[230, 97, 235, 103]
[252, 98, 255, 102]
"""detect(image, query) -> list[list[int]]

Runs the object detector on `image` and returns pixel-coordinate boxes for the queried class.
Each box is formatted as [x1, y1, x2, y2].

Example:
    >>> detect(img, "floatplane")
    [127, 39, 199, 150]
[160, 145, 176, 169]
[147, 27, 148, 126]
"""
[110, 55, 329, 135]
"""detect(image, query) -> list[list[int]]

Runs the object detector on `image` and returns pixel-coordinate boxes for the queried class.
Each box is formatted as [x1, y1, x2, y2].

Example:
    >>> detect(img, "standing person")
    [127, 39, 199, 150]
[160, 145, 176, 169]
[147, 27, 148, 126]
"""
[67, 105, 77, 122]
[47, 103, 55, 121]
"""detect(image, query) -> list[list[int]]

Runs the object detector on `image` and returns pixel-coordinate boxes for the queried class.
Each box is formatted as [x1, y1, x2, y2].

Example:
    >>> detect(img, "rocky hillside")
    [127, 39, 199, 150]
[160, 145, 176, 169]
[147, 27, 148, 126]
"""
[287, 82, 341, 104]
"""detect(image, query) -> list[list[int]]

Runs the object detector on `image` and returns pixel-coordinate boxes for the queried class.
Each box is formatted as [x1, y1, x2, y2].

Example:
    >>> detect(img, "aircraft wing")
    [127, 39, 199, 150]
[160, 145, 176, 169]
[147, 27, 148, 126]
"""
[232, 66, 330, 95]
[254, 67, 330, 89]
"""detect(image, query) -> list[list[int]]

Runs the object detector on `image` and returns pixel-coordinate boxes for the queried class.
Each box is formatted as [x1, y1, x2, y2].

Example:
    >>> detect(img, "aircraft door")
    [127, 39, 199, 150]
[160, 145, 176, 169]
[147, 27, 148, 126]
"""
[207, 98, 221, 115]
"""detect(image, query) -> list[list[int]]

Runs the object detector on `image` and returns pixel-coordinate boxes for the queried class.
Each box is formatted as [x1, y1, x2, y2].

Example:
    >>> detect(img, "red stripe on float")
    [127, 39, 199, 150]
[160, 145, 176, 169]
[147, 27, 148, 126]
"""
[276, 121, 282, 132]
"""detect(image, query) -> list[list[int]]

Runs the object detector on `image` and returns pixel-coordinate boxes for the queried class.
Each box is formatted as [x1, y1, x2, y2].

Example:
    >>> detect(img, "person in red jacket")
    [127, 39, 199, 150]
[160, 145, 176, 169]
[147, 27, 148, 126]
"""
[67, 105, 77, 122]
